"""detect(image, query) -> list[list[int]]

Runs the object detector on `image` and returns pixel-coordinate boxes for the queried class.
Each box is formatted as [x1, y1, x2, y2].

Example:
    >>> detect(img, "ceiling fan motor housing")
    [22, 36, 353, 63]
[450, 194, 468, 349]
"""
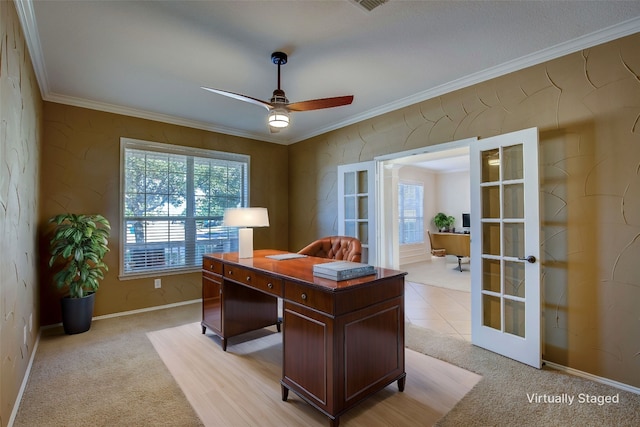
[271, 89, 288, 104]
[271, 51, 288, 65]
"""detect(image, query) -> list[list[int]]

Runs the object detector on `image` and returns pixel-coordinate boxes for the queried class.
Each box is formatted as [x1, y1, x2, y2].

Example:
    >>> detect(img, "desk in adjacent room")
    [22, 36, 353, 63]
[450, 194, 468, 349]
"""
[430, 232, 471, 271]
[202, 249, 407, 427]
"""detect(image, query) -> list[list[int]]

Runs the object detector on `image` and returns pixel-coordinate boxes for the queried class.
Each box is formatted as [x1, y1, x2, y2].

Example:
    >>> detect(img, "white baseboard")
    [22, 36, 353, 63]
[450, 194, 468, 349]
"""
[93, 299, 201, 321]
[41, 298, 201, 330]
[544, 360, 640, 395]
[8, 331, 40, 427]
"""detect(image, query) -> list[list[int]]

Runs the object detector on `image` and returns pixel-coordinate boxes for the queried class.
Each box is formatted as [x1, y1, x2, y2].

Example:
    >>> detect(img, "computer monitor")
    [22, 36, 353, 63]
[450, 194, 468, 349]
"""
[462, 213, 470, 228]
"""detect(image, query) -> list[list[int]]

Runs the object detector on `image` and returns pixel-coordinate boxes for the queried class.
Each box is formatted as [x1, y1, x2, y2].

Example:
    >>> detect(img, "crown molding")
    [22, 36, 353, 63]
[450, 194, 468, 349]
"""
[44, 92, 284, 144]
[15, 1, 640, 146]
[291, 16, 640, 144]
[14, 0, 48, 98]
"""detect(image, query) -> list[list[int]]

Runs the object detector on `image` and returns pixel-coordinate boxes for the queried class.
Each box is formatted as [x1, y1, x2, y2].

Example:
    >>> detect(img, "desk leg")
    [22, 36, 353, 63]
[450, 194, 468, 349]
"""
[281, 383, 289, 401]
[398, 373, 406, 392]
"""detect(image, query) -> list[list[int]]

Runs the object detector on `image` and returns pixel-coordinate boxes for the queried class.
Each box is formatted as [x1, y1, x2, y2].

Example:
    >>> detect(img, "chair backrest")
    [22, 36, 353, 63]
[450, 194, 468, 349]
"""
[297, 236, 362, 263]
[427, 231, 435, 248]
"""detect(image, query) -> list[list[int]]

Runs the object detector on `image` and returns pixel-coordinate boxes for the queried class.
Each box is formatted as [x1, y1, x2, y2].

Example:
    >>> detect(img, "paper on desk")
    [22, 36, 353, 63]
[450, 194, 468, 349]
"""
[265, 253, 308, 260]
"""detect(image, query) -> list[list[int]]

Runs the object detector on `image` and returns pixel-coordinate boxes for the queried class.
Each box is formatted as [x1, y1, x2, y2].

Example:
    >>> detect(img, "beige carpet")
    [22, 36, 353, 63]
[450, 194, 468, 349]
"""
[402, 256, 470, 292]
[405, 323, 640, 427]
[13, 304, 204, 427]
[147, 322, 481, 426]
[14, 303, 640, 426]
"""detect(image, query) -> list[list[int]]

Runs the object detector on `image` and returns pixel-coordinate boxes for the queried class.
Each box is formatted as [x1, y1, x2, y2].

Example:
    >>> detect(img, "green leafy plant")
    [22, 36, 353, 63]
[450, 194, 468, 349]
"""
[49, 214, 111, 298]
[433, 212, 455, 231]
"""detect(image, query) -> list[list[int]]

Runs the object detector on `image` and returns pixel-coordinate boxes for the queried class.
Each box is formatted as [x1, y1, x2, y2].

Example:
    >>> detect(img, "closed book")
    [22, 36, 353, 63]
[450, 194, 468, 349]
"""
[313, 261, 375, 281]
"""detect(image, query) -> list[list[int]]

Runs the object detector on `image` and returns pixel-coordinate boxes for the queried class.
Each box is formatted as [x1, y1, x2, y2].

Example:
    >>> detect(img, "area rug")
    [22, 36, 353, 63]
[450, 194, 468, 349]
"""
[148, 322, 481, 426]
[402, 258, 470, 292]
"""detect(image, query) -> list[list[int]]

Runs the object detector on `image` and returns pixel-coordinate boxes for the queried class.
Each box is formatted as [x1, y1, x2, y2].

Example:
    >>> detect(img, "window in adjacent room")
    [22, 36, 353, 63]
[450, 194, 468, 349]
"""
[398, 182, 424, 244]
[120, 138, 249, 277]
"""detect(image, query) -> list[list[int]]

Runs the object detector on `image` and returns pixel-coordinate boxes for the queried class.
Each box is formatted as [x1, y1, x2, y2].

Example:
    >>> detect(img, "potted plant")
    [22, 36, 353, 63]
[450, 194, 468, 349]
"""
[49, 213, 111, 334]
[433, 212, 455, 232]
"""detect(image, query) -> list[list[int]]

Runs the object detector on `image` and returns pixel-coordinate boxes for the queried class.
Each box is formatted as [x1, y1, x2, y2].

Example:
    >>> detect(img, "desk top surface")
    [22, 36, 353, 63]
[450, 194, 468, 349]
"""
[206, 249, 406, 291]
[432, 232, 471, 236]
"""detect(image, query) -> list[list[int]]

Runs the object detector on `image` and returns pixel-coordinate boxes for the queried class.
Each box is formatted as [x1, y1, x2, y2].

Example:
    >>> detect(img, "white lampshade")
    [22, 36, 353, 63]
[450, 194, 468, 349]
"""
[223, 208, 269, 258]
[223, 207, 270, 227]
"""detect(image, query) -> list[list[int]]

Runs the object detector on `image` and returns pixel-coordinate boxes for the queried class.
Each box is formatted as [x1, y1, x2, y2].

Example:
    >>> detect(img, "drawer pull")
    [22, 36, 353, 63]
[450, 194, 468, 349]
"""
[228, 270, 233, 275]
[267, 282, 273, 289]
[301, 293, 307, 301]
[246, 276, 251, 282]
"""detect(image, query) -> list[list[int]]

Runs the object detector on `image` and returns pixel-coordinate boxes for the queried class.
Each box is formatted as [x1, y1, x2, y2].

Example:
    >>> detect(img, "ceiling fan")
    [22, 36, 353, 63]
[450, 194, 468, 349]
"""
[202, 51, 354, 132]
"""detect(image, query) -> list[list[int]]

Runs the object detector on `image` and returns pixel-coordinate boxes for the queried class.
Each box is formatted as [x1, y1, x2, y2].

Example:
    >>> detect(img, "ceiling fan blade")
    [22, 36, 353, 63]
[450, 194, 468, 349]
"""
[201, 87, 273, 111]
[287, 95, 354, 112]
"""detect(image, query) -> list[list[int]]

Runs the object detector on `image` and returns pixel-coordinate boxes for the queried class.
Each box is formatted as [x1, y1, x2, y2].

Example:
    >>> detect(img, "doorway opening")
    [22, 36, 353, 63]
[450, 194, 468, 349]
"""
[375, 138, 474, 341]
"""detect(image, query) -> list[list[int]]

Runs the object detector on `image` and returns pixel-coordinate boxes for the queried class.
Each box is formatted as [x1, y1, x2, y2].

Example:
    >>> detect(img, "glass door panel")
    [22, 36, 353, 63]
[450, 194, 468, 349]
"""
[482, 259, 501, 292]
[482, 222, 500, 255]
[504, 261, 525, 297]
[503, 184, 524, 218]
[503, 223, 524, 257]
[338, 162, 376, 264]
[504, 300, 526, 337]
[502, 144, 524, 180]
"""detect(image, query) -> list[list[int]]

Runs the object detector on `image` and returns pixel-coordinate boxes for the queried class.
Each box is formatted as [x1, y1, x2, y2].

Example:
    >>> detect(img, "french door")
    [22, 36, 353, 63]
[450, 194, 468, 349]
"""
[470, 127, 541, 368]
[337, 161, 376, 265]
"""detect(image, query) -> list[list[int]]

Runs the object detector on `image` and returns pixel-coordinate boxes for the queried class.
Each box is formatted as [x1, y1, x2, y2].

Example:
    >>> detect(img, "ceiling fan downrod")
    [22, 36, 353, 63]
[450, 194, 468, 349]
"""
[271, 52, 288, 103]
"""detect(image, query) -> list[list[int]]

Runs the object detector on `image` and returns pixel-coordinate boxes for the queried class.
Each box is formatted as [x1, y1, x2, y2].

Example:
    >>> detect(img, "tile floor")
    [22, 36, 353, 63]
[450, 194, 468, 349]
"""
[402, 257, 471, 341]
[405, 281, 471, 341]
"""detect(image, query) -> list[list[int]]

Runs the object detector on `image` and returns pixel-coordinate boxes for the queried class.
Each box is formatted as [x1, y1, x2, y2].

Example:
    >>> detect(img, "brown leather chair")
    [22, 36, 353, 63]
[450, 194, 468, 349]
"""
[297, 236, 362, 263]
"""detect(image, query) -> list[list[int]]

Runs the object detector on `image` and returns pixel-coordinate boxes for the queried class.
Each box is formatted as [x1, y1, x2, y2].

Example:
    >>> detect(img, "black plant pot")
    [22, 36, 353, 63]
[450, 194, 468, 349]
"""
[61, 292, 95, 335]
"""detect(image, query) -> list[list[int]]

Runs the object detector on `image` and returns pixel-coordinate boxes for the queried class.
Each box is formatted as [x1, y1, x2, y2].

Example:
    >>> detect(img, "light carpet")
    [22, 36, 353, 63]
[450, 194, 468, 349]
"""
[13, 304, 203, 427]
[15, 303, 639, 426]
[405, 323, 640, 427]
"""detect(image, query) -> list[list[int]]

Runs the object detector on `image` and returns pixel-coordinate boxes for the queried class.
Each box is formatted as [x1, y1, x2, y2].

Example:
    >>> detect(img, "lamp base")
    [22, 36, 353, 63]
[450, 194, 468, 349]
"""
[238, 228, 254, 258]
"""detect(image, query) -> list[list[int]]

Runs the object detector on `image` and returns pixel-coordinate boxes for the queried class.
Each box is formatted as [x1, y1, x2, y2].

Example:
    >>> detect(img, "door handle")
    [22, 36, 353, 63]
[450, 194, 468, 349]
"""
[518, 255, 536, 263]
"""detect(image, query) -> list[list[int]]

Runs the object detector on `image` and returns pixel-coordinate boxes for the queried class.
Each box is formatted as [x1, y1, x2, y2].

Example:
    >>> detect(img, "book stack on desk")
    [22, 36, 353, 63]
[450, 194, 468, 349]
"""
[313, 261, 376, 281]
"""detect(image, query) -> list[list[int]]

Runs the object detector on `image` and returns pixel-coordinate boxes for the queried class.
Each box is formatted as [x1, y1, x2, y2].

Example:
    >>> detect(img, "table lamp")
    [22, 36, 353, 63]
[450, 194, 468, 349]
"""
[223, 207, 270, 258]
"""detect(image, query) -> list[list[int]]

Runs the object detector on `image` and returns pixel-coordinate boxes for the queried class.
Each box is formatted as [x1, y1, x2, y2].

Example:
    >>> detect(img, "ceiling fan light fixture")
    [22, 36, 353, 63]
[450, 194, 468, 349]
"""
[268, 108, 290, 128]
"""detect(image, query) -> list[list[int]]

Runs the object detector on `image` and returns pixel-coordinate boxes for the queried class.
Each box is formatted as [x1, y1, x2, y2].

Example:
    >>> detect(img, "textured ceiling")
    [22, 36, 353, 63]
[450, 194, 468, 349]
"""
[16, 0, 640, 145]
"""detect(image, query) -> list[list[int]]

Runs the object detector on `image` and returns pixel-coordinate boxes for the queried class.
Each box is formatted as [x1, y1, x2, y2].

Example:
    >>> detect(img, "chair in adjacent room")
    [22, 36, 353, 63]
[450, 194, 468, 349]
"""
[427, 231, 446, 257]
[297, 236, 362, 263]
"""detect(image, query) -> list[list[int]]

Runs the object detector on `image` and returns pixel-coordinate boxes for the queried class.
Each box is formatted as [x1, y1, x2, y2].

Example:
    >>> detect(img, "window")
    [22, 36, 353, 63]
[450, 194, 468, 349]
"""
[398, 183, 424, 244]
[120, 138, 249, 277]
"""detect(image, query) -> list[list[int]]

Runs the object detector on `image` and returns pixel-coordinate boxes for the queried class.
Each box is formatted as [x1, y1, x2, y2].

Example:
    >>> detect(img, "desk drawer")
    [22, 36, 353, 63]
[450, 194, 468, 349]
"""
[253, 274, 284, 297]
[285, 281, 333, 314]
[224, 265, 283, 297]
[224, 265, 253, 285]
[203, 257, 223, 275]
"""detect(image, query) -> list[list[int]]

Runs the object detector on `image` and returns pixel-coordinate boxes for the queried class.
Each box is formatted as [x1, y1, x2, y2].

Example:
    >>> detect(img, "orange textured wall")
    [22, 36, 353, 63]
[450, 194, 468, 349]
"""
[39, 104, 288, 326]
[0, 2, 42, 425]
[288, 33, 640, 388]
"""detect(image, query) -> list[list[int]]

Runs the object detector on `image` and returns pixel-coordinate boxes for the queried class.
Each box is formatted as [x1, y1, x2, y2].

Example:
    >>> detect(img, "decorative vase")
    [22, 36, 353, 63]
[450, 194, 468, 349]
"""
[60, 292, 95, 334]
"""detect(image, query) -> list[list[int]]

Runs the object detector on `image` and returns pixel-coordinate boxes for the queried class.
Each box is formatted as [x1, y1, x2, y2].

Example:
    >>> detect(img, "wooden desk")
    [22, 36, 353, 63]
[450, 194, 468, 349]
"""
[430, 232, 471, 271]
[202, 250, 406, 427]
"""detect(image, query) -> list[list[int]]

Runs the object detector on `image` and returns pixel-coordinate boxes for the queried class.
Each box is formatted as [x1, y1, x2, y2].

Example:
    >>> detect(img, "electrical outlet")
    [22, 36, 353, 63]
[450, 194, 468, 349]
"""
[29, 313, 33, 332]
[154, 278, 161, 289]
